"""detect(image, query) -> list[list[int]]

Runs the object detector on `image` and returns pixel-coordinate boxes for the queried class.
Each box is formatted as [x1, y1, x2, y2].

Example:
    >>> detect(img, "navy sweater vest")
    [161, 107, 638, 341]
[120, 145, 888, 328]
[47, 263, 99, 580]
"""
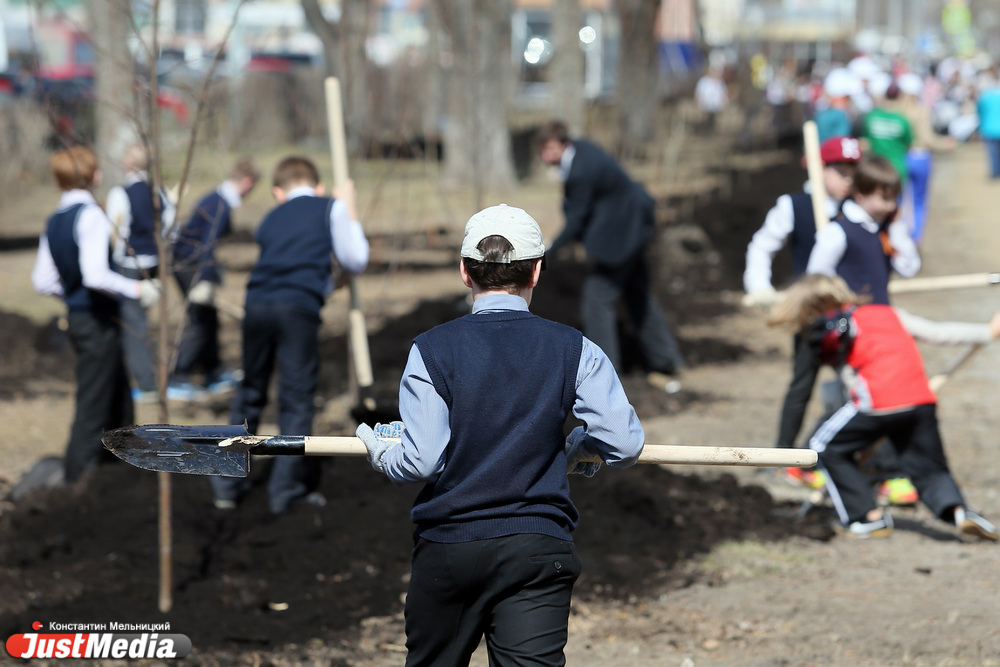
[834, 214, 892, 305]
[173, 191, 232, 283]
[789, 192, 818, 277]
[412, 310, 584, 543]
[46, 204, 118, 316]
[246, 196, 334, 312]
[124, 181, 159, 258]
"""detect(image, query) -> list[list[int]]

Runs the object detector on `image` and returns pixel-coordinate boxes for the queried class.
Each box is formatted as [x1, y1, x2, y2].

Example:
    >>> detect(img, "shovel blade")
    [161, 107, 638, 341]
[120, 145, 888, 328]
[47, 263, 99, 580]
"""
[102, 424, 252, 477]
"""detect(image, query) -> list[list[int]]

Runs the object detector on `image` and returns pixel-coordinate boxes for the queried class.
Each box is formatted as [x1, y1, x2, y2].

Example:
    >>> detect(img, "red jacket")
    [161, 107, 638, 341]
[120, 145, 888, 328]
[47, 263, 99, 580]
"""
[846, 304, 936, 411]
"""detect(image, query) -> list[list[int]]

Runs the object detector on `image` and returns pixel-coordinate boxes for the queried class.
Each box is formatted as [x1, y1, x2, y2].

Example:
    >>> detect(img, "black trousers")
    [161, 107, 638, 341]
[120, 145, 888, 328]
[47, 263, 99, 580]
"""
[172, 267, 221, 383]
[404, 534, 582, 667]
[212, 301, 321, 513]
[64, 313, 134, 482]
[581, 251, 684, 375]
[812, 403, 964, 525]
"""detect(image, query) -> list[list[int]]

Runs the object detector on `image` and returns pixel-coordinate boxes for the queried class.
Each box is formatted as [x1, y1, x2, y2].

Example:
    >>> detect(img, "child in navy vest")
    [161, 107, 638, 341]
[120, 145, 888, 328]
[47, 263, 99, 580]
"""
[356, 204, 645, 666]
[743, 137, 861, 490]
[31, 146, 160, 482]
[168, 158, 260, 399]
[770, 274, 998, 541]
[105, 144, 176, 400]
[210, 156, 368, 514]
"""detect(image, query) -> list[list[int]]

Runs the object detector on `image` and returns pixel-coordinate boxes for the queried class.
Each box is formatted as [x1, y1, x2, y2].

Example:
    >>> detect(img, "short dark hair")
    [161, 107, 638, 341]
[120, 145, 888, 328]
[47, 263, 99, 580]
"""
[272, 156, 319, 190]
[230, 157, 261, 182]
[462, 235, 538, 291]
[535, 119, 570, 148]
[853, 155, 901, 199]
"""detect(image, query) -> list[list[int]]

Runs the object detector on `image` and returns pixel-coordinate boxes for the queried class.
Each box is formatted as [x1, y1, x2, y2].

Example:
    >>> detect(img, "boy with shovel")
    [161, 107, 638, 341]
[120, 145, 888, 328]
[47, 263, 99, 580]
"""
[357, 204, 645, 666]
[212, 156, 368, 514]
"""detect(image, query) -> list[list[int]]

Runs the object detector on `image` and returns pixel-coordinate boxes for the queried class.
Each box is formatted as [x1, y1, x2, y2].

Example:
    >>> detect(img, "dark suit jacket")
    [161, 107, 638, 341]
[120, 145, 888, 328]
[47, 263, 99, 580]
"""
[548, 139, 656, 266]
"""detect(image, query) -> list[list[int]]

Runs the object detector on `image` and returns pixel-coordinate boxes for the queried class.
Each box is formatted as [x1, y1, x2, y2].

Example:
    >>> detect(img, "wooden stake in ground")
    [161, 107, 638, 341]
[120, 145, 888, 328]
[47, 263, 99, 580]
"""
[324, 77, 377, 413]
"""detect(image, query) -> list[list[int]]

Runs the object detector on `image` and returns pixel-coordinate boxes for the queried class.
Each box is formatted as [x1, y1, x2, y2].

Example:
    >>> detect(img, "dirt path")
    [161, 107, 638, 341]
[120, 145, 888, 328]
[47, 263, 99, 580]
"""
[0, 143, 998, 667]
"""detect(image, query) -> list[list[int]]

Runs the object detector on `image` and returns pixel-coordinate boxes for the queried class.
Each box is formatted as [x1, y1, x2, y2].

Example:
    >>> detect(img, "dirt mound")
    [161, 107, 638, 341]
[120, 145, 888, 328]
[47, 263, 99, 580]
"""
[0, 311, 73, 399]
[0, 455, 832, 658]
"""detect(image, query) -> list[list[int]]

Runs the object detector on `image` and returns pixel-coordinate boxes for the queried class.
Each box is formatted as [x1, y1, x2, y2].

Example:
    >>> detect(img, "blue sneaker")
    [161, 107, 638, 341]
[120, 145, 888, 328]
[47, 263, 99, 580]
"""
[166, 382, 206, 402]
[132, 388, 159, 404]
[206, 370, 240, 395]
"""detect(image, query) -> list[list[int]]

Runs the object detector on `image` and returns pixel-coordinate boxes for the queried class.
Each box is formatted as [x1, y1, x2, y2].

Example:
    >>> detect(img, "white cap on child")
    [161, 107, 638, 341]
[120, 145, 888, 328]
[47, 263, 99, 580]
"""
[461, 203, 545, 264]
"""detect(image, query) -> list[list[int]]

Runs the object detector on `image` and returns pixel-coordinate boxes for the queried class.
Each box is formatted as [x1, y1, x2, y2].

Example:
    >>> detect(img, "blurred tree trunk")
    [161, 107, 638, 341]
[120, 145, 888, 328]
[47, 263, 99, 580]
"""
[615, 0, 660, 157]
[433, 0, 517, 196]
[89, 0, 137, 194]
[550, 0, 586, 135]
[301, 0, 369, 154]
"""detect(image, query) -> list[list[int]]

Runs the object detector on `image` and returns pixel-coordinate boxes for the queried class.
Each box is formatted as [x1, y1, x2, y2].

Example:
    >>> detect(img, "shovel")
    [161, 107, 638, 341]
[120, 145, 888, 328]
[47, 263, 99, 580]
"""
[103, 423, 818, 477]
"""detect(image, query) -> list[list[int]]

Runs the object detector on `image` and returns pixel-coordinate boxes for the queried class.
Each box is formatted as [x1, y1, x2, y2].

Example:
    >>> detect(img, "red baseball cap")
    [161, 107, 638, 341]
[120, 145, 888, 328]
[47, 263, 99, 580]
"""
[819, 136, 862, 164]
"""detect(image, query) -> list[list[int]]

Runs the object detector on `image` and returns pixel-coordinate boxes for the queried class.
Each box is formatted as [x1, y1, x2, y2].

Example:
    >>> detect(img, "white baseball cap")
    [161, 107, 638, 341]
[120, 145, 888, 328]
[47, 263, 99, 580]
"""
[461, 204, 545, 264]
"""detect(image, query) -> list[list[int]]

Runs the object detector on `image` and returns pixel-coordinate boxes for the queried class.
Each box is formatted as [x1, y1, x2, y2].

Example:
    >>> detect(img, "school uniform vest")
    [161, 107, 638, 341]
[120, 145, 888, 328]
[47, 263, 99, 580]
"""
[833, 214, 892, 305]
[46, 204, 118, 316]
[245, 196, 334, 312]
[124, 181, 159, 258]
[789, 192, 818, 277]
[412, 311, 584, 543]
[846, 305, 935, 411]
[173, 191, 231, 283]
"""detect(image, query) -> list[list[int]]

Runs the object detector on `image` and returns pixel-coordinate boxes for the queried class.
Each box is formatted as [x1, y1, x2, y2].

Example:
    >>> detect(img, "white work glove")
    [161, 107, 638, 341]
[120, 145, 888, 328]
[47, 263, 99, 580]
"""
[138, 279, 161, 308]
[565, 426, 601, 477]
[188, 281, 216, 306]
[741, 286, 779, 308]
[356, 421, 404, 474]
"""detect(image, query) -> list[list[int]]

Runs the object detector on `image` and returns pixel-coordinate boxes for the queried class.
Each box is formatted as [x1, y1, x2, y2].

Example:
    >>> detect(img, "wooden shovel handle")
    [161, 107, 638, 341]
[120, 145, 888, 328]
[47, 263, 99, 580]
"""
[295, 437, 817, 468]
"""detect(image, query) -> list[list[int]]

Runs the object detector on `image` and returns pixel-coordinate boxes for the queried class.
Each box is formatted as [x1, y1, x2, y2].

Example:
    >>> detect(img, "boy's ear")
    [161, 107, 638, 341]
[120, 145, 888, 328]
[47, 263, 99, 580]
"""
[272, 186, 287, 203]
[315, 183, 326, 197]
[530, 258, 543, 288]
[459, 258, 474, 288]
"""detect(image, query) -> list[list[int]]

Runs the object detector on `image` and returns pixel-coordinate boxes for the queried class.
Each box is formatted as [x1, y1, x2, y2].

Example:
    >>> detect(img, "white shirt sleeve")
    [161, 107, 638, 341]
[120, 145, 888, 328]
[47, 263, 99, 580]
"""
[78, 204, 141, 299]
[886, 220, 922, 277]
[31, 235, 64, 296]
[806, 223, 847, 275]
[105, 185, 131, 265]
[895, 308, 993, 345]
[329, 198, 369, 275]
[744, 195, 794, 293]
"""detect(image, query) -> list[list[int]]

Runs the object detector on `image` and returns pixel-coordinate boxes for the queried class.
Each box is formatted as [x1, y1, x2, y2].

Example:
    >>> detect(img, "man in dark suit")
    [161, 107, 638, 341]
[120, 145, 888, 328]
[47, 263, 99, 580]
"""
[537, 120, 684, 390]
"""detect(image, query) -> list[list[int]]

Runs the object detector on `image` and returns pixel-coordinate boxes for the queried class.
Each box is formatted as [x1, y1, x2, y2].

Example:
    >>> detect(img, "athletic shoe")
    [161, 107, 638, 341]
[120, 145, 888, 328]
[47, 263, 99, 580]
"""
[213, 498, 238, 511]
[877, 478, 919, 505]
[955, 508, 999, 542]
[646, 371, 682, 394]
[785, 467, 827, 490]
[167, 382, 206, 402]
[132, 388, 159, 404]
[206, 370, 240, 395]
[848, 512, 894, 538]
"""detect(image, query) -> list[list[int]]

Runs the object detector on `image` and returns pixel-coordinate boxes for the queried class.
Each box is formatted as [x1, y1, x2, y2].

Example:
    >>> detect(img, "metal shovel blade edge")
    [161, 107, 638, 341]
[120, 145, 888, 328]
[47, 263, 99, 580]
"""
[102, 423, 252, 477]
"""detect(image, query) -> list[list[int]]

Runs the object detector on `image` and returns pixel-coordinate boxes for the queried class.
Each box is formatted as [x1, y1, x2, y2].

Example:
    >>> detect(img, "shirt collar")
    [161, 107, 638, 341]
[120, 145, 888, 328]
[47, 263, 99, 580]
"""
[841, 199, 881, 232]
[471, 293, 530, 314]
[559, 143, 576, 181]
[285, 185, 317, 200]
[58, 189, 97, 210]
[217, 180, 243, 209]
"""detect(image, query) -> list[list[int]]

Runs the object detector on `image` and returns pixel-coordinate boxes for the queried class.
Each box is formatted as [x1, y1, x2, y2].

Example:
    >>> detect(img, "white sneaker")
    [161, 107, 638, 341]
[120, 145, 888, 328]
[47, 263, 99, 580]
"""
[955, 508, 999, 541]
[848, 512, 894, 538]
